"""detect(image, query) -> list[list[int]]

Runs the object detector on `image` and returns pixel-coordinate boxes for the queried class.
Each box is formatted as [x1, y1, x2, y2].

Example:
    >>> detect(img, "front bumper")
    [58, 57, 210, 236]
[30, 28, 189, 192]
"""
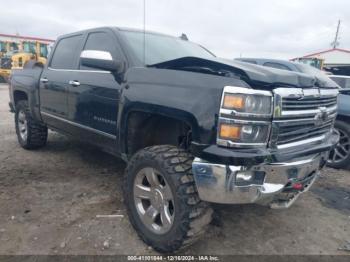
[192, 133, 338, 208]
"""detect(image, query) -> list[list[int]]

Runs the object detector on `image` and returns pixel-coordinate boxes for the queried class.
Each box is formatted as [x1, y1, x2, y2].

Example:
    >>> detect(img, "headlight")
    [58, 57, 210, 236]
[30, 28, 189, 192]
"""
[223, 93, 272, 115]
[217, 86, 273, 148]
[220, 87, 272, 117]
[218, 121, 270, 145]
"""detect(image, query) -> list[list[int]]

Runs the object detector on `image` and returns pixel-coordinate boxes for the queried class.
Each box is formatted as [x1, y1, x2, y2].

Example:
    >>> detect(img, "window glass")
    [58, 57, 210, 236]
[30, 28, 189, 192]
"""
[0, 42, 6, 52]
[120, 30, 214, 65]
[23, 42, 36, 54]
[40, 43, 48, 58]
[50, 35, 83, 69]
[80, 32, 119, 70]
[263, 62, 292, 71]
[10, 42, 18, 52]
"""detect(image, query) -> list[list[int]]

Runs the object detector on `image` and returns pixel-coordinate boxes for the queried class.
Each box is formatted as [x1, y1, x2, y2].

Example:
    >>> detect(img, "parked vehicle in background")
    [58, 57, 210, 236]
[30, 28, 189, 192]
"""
[10, 41, 49, 70]
[237, 57, 350, 169]
[0, 55, 11, 83]
[9, 27, 339, 252]
[235, 57, 329, 74]
[329, 75, 350, 89]
[0, 69, 10, 83]
[236, 57, 304, 71]
[327, 88, 350, 168]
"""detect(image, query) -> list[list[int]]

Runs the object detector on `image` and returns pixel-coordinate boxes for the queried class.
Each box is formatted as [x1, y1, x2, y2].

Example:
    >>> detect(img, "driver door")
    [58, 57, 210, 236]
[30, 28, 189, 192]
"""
[66, 30, 125, 149]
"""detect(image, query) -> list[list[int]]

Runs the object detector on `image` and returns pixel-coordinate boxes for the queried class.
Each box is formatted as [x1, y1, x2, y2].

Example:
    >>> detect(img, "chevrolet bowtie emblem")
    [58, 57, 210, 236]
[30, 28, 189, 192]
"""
[314, 107, 328, 127]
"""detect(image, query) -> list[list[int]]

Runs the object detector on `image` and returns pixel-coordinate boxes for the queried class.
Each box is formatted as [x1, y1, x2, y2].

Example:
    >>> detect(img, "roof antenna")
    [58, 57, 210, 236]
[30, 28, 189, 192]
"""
[143, 0, 146, 65]
[180, 33, 188, 41]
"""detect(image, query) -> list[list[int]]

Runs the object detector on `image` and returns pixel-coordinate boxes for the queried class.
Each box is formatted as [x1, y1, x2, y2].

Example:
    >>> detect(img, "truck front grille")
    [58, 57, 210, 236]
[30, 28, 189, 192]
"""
[276, 115, 335, 146]
[271, 88, 338, 149]
[282, 96, 337, 111]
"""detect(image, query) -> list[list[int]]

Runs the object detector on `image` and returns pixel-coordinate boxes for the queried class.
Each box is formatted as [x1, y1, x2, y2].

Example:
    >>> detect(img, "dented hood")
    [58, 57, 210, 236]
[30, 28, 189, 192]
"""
[148, 56, 337, 89]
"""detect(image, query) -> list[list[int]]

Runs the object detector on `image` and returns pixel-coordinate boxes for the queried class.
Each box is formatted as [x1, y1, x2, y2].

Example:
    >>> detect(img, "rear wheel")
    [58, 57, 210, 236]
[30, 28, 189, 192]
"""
[123, 145, 213, 253]
[327, 121, 350, 169]
[15, 100, 48, 149]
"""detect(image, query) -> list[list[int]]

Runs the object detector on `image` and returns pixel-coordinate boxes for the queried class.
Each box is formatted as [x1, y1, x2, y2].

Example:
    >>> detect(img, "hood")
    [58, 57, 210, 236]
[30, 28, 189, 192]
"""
[148, 56, 337, 89]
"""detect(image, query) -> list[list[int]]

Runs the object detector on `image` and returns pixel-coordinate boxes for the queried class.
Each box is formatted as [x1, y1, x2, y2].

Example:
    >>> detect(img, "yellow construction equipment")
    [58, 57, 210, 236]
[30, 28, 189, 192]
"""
[0, 41, 11, 82]
[11, 41, 49, 69]
[0, 61, 11, 83]
[292, 57, 325, 70]
[0, 39, 51, 82]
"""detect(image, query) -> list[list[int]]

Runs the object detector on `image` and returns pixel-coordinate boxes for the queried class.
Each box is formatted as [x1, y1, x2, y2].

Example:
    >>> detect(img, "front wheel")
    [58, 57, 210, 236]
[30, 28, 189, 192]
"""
[123, 145, 213, 253]
[327, 120, 350, 169]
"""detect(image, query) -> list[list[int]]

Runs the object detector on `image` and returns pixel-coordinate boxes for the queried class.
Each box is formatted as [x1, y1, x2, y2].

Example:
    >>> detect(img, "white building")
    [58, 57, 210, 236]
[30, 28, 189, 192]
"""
[291, 48, 350, 75]
[297, 48, 350, 67]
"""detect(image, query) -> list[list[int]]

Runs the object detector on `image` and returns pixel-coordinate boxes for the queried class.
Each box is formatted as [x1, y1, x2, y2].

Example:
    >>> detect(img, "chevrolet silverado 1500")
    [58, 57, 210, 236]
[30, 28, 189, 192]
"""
[9, 27, 339, 252]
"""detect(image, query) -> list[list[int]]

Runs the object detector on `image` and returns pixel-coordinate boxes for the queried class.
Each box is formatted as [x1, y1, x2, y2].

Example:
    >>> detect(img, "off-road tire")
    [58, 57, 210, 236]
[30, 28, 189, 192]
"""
[327, 120, 350, 169]
[15, 100, 48, 149]
[123, 145, 213, 253]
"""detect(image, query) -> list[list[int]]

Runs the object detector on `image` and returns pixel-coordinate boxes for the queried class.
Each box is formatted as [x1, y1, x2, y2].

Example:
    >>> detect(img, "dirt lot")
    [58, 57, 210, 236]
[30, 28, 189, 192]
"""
[0, 83, 349, 255]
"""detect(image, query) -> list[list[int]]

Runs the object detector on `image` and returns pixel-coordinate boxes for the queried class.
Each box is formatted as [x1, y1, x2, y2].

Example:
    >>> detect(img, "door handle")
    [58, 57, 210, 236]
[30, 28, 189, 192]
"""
[69, 80, 80, 87]
[40, 78, 48, 83]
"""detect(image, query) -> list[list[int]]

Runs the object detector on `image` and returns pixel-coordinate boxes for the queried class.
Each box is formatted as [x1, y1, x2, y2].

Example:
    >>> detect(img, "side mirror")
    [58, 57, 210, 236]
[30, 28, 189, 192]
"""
[80, 50, 124, 73]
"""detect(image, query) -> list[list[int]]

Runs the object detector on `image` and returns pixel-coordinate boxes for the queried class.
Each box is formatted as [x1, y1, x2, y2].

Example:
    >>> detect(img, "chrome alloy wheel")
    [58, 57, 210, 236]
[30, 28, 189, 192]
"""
[328, 129, 350, 164]
[133, 167, 175, 234]
[18, 110, 28, 141]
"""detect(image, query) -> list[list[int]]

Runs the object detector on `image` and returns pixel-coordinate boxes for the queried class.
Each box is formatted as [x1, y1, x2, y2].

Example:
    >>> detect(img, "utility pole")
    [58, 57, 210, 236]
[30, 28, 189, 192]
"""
[143, 0, 146, 65]
[331, 20, 341, 49]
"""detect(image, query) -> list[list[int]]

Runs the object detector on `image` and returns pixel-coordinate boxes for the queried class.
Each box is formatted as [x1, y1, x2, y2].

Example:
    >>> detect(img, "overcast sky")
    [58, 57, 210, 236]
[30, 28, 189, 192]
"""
[2, 0, 349, 59]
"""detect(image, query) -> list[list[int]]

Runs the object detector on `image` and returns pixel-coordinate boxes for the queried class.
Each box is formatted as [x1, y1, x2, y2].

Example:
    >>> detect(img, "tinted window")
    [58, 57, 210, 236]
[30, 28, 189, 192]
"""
[263, 62, 292, 71]
[80, 32, 119, 70]
[50, 35, 83, 69]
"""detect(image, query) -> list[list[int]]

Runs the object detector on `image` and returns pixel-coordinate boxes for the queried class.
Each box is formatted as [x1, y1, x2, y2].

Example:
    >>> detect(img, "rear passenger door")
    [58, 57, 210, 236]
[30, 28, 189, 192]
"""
[66, 30, 124, 148]
[40, 34, 83, 130]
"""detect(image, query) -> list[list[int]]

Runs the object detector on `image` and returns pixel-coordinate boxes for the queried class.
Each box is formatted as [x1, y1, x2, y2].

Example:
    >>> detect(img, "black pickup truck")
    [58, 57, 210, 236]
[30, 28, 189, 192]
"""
[9, 27, 339, 252]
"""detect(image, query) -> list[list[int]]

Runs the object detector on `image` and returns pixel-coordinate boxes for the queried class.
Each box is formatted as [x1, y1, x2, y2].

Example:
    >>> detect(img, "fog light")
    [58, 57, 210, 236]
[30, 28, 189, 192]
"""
[236, 171, 253, 181]
[194, 165, 212, 175]
[235, 171, 265, 186]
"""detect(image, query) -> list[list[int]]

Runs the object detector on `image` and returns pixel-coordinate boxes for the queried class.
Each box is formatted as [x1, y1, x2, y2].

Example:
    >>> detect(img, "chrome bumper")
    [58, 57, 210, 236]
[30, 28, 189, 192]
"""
[192, 152, 328, 209]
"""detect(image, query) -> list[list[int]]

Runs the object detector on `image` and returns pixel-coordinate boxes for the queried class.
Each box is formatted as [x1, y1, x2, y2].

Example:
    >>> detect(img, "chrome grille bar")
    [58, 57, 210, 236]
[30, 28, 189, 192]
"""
[272, 87, 338, 149]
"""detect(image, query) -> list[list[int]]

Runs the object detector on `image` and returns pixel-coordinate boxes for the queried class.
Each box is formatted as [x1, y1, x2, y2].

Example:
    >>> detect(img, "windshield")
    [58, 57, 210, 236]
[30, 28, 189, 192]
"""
[120, 30, 215, 65]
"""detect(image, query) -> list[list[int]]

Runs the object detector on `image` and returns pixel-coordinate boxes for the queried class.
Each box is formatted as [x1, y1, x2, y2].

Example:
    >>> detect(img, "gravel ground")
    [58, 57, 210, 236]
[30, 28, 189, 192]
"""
[0, 83, 349, 255]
